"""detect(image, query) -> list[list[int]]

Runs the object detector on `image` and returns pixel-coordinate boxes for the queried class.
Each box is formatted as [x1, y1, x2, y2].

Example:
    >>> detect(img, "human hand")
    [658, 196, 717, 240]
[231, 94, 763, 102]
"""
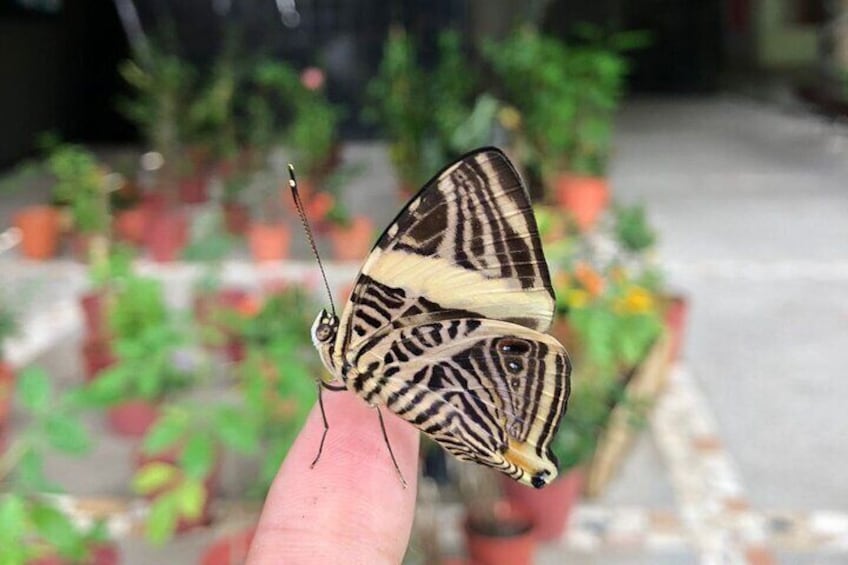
[247, 390, 420, 564]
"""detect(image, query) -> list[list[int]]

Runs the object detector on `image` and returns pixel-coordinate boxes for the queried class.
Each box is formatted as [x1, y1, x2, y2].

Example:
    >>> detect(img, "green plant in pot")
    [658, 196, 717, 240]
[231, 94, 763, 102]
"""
[485, 26, 645, 229]
[118, 40, 194, 203]
[366, 28, 482, 195]
[0, 367, 118, 564]
[81, 274, 194, 437]
[132, 285, 318, 547]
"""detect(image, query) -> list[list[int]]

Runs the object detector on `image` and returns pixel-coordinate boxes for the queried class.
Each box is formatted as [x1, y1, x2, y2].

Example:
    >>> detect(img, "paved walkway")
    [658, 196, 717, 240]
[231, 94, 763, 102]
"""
[2, 96, 847, 564]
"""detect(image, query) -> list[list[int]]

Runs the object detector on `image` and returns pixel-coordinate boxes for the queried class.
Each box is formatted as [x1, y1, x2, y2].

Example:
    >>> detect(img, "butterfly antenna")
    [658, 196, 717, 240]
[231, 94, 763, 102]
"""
[289, 164, 337, 317]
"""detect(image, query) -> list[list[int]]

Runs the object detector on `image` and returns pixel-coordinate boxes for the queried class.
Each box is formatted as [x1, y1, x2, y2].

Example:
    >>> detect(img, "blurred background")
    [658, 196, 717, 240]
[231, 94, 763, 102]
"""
[1, 1, 847, 564]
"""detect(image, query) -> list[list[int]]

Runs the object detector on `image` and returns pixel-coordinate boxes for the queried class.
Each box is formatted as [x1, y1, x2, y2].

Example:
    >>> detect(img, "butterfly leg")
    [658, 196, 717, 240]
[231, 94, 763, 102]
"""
[376, 407, 407, 488]
[310, 381, 347, 469]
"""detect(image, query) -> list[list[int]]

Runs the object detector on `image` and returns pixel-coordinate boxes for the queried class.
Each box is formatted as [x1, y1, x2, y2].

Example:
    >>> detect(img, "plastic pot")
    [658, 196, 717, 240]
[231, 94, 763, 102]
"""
[14, 205, 61, 259]
[501, 466, 584, 541]
[107, 400, 160, 438]
[554, 174, 610, 232]
[247, 223, 291, 263]
[328, 216, 374, 261]
[464, 504, 535, 565]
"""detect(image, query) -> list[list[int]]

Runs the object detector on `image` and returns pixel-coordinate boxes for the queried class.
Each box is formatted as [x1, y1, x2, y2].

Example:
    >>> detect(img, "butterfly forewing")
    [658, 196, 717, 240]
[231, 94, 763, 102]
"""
[335, 148, 556, 357]
[347, 318, 570, 487]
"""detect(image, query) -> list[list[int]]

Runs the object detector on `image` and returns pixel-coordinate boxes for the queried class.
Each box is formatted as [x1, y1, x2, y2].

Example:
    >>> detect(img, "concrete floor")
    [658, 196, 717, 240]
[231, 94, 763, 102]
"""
[2, 95, 848, 563]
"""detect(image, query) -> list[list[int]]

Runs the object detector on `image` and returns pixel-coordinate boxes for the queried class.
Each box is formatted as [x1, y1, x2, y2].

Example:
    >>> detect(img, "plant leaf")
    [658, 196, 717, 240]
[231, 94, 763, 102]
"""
[17, 367, 50, 414]
[132, 462, 178, 495]
[146, 494, 178, 546]
[179, 435, 215, 481]
[45, 414, 91, 455]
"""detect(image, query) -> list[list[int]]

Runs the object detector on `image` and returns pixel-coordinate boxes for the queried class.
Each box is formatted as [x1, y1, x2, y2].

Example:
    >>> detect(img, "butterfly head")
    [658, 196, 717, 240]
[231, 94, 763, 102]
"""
[311, 309, 338, 345]
[311, 309, 340, 372]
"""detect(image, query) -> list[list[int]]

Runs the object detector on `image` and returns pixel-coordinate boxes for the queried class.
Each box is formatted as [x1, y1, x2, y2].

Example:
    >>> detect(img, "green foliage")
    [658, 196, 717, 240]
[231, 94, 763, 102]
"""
[47, 144, 111, 235]
[118, 42, 193, 167]
[484, 26, 646, 184]
[613, 203, 656, 253]
[183, 38, 240, 162]
[0, 367, 105, 564]
[0, 294, 17, 354]
[80, 273, 193, 406]
[366, 28, 481, 187]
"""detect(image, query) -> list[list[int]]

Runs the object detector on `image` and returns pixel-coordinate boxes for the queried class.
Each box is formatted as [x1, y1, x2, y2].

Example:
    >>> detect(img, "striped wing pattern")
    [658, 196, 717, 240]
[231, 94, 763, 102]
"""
[347, 318, 571, 487]
[319, 147, 571, 487]
[335, 148, 555, 355]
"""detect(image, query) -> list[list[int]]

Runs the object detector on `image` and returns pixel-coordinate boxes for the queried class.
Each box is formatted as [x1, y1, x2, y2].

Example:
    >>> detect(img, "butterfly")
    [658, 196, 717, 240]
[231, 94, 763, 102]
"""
[296, 147, 571, 489]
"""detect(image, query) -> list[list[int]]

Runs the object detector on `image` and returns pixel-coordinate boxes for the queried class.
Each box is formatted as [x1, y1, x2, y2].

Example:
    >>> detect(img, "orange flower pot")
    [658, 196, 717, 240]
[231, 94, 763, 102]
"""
[114, 207, 148, 244]
[554, 175, 610, 232]
[501, 466, 584, 541]
[328, 216, 374, 261]
[200, 526, 257, 565]
[146, 211, 188, 262]
[14, 205, 61, 259]
[107, 400, 161, 438]
[464, 504, 536, 565]
[0, 362, 15, 427]
[247, 223, 291, 263]
[222, 202, 250, 236]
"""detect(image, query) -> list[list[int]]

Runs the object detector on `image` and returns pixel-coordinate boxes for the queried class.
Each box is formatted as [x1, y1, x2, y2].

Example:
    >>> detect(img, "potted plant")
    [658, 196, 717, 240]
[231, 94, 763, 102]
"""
[244, 166, 291, 263]
[0, 367, 119, 564]
[180, 39, 241, 204]
[79, 247, 134, 381]
[324, 201, 374, 262]
[485, 27, 645, 229]
[136, 285, 318, 548]
[366, 28, 481, 196]
[118, 41, 193, 260]
[46, 144, 113, 263]
[82, 274, 193, 437]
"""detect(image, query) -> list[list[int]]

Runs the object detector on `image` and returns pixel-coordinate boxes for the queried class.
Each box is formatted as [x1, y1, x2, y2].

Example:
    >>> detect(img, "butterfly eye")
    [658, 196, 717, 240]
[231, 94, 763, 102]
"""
[316, 324, 334, 342]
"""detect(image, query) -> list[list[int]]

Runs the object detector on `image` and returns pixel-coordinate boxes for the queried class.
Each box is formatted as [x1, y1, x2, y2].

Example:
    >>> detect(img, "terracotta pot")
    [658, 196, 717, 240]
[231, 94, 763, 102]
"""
[107, 400, 160, 438]
[283, 179, 334, 226]
[247, 223, 290, 263]
[114, 207, 148, 244]
[180, 174, 209, 204]
[501, 467, 584, 541]
[79, 292, 108, 338]
[136, 446, 220, 533]
[14, 205, 61, 260]
[29, 542, 120, 565]
[464, 504, 535, 565]
[200, 526, 256, 565]
[0, 362, 15, 426]
[554, 174, 610, 232]
[328, 216, 374, 261]
[222, 203, 250, 236]
[145, 211, 188, 262]
[664, 294, 688, 362]
[81, 335, 116, 382]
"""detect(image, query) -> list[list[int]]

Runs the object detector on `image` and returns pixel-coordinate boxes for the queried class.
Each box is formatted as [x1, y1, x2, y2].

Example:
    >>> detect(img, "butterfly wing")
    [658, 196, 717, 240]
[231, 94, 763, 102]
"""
[346, 317, 570, 488]
[334, 148, 555, 359]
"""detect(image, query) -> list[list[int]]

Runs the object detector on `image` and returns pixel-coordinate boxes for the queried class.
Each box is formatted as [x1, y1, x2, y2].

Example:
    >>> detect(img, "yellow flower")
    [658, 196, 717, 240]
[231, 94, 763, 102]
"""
[615, 286, 654, 314]
[566, 289, 590, 308]
[497, 106, 522, 131]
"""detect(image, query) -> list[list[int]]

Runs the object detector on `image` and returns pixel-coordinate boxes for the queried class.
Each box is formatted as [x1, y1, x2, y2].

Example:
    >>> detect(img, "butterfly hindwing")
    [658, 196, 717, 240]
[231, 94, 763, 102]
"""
[347, 317, 570, 487]
[336, 148, 556, 356]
